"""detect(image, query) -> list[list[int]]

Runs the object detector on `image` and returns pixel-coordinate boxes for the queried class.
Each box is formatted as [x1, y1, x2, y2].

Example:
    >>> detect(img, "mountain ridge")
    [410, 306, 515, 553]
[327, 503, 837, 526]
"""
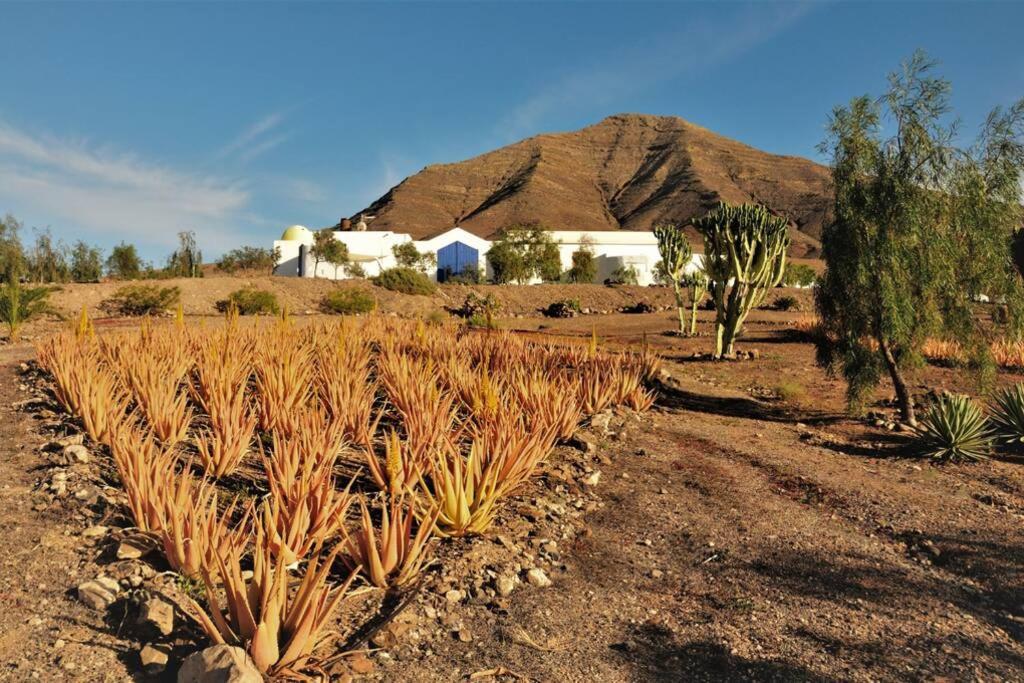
[352, 114, 833, 257]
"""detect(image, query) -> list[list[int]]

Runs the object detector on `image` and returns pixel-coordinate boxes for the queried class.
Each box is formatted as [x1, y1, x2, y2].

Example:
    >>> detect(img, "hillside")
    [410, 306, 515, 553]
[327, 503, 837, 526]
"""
[354, 114, 833, 257]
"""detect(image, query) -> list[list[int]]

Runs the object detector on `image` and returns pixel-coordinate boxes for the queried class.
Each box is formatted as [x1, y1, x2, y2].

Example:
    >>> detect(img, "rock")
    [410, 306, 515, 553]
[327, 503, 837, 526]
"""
[77, 577, 120, 610]
[140, 643, 170, 675]
[445, 589, 465, 604]
[650, 569, 664, 579]
[177, 645, 262, 683]
[82, 525, 109, 540]
[590, 411, 613, 433]
[117, 534, 157, 560]
[138, 597, 174, 637]
[526, 568, 552, 588]
[62, 444, 90, 464]
[583, 471, 602, 486]
[347, 653, 374, 675]
[495, 575, 517, 597]
[56, 433, 84, 448]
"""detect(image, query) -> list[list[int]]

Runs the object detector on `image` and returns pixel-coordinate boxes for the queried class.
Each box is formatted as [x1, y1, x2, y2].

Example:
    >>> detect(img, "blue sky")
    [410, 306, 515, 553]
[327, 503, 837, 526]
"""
[1, 1, 1022, 262]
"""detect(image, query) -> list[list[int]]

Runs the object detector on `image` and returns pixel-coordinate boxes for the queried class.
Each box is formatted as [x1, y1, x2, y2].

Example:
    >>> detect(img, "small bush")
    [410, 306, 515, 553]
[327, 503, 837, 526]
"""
[0, 281, 56, 340]
[624, 301, 656, 314]
[772, 295, 800, 311]
[322, 289, 376, 315]
[917, 394, 992, 462]
[606, 265, 639, 286]
[216, 288, 279, 315]
[782, 263, 817, 287]
[543, 299, 580, 318]
[452, 293, 500, 319]
[217, 246, 277, 274]
[467, 312, 498, 329]
[989, 383, 1024, 448]
[774, 380, 807, 403]
[373, 267, 436, 295]
[102, 284, 180, 316]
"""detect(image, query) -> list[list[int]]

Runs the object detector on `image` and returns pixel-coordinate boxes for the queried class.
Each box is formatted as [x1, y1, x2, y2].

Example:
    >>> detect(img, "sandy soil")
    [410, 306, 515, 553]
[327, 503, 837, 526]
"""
[0, 285, 1020, 682]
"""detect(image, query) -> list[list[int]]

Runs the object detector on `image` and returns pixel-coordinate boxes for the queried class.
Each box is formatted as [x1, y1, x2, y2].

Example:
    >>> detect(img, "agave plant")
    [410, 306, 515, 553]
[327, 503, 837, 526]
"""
[917, 394, 992, 462]
[989, 383, 1024, 448]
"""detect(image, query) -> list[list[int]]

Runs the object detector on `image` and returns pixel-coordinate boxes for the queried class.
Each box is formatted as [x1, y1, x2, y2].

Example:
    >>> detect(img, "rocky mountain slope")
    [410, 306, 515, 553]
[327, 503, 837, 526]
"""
[353, 114, 833, 257]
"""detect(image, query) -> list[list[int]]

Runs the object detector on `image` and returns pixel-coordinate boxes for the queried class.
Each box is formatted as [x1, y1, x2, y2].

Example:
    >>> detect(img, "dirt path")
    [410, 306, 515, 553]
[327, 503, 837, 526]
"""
[383, 360, 1024, 682]
[0, 349, 138, 682]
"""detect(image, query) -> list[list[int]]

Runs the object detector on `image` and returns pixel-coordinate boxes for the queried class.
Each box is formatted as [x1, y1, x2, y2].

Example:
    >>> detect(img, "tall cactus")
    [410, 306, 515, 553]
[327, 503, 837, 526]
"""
[653, 224, 692, 336]
[683, 269, 709, 337]
[694, 202, 790, 359]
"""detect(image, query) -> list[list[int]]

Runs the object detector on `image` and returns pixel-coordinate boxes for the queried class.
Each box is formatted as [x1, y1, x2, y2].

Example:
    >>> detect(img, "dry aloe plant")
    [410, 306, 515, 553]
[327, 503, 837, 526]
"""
[416, 438, 508, 537]
[157, 473, 251, 579]
[339, 494, 439, 589]
[188, 518, 358, 676]
[254, 338, 313, 437]
[108, 419, 176, 532]
[364, 429, 421, 497]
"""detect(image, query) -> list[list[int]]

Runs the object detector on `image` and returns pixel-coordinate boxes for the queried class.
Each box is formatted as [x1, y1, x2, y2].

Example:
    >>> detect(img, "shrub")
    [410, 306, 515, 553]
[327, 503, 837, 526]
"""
[322, 289, 376, 315]
[772, 295, 801, 311]
[487, 225, 561, 284]
[782, 263, 817, 287]
[392, 242, 436, 273]
[543, 299, 580, 318]
[344, 262, 367, 278]
[452, 293, 500, 319]
[373, 267, 436, 295]
[566, 238, 597, 283]
[606, 265, 639, 286]
[216, 288, 279, 315]
[102, 284, 181, 316]
[917, 394, 992, 462]
[989, 383, 1024, 448]
[217, 246, 277, 274]
[0, 279, 55, 340]
[774, 380, 807, 403]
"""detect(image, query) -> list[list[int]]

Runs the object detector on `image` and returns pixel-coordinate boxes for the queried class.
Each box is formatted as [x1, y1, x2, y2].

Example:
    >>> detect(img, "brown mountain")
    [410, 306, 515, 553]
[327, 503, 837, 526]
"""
[353, 113, 833, 257]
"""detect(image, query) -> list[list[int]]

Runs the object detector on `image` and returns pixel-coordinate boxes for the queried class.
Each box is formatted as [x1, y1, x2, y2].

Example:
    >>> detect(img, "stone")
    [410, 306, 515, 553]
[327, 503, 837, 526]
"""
[526, 568, 552, 588]
[177, 645, 262, 683]
[140, 643, 170, 675]
[347, 653, 374, 675]
[138, 597, 174, 637]
[117, 535, 157, 560]
[590, 411, 613, 433]
[77, 577, 120, 610]
[583, 471, 601, 486]
[82, 525, 109, 540]
[650, 569, 664, 579]
[495, 575, 516, 597]
[445, 589, 465, 603]
[62, 444, 90, 464]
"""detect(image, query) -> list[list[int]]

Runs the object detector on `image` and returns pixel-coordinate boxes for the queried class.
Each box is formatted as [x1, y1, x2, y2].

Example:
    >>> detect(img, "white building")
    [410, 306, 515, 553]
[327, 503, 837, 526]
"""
[274, 225, 695, 285]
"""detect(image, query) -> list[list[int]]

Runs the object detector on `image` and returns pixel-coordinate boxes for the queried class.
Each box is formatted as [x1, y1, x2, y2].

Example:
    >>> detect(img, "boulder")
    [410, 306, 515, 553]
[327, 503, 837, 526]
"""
[177, 645, 262, 683]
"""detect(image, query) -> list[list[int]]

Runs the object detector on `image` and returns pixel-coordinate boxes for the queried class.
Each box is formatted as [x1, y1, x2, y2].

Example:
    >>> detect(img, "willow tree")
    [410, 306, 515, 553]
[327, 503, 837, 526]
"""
[654, 224, 692, 335]
[815, 51, 1024, 425]
[695, 203, 789, 358]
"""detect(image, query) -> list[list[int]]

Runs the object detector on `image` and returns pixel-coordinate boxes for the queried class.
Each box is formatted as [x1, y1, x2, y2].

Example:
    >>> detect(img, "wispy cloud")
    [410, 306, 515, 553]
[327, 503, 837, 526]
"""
[216, 111, 290, 163]
[0, 119, 253, 256]
[499, 2, 816, 139]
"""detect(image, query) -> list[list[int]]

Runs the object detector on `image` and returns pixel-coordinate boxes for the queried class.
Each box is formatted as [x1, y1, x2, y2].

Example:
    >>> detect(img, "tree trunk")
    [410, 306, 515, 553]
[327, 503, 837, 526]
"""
[673, 281, 686, 335]
[879, 336, 916, 426]
[689, 299, 699, 337]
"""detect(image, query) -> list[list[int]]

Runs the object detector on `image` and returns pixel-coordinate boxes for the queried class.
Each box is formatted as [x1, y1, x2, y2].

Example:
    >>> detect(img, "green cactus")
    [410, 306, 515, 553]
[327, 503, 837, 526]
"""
[694, 202, 790, 359]
[683, 269, 709, 337]
[653, 224, 693, 336]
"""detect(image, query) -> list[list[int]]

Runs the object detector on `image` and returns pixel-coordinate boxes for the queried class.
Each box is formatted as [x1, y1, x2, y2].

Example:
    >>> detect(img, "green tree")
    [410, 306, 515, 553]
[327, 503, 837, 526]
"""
[391, 242, 437, 273]
[166, 231, 202, 278]
[70, 241, 103, 282]
[106, 242, 142, 280]
[566, 236, 597, 283]
[654, 224, 692, 335]
[486, 225, 562, 284]
[695, 203, 789, 359]
[216, 246, 276, 275]
[26, 230, 70, 283]
[0, 214, 26, 283]
[310, 229, 349, 278]
[815, 51, 1024, 425]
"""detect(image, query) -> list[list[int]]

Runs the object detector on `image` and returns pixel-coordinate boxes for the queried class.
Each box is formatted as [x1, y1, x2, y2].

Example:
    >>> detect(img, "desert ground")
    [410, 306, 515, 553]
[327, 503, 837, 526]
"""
[0, 276, 1021, 682]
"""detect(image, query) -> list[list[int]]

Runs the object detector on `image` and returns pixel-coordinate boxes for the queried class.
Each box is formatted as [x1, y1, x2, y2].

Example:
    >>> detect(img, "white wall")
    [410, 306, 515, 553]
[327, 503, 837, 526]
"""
[274, 227, 700, 285]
